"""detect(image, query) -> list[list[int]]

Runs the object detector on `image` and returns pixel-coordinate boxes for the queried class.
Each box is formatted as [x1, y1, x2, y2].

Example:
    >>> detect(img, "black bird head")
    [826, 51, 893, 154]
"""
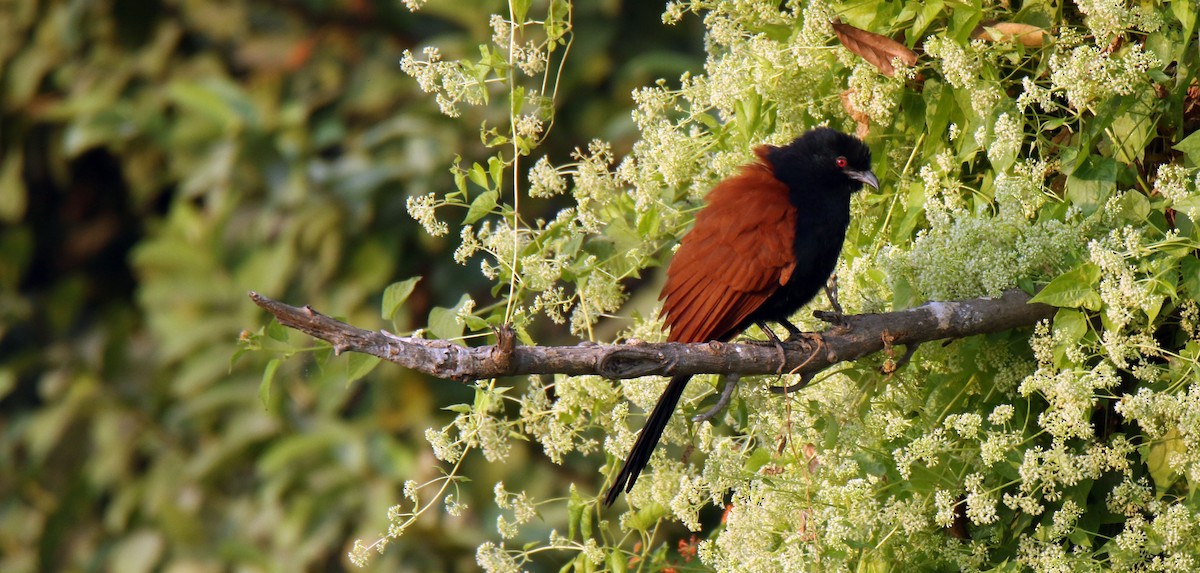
[767, 127, 879, 195]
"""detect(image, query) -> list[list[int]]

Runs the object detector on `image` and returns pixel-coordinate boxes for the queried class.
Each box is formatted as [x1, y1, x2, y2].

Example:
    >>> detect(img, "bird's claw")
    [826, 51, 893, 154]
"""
[816, 275, 847, 326]
[769, 372, 814, 394]
[692, 373, 740, 423]
[756, 321, 789, 374]
[812, 309, 845, 325]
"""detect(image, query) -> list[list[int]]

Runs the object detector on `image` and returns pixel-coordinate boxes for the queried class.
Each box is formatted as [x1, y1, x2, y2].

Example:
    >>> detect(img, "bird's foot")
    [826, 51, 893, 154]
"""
[757, 321, 788, 374]
[769, 372, 814, 394]
[815, 275, 847, 326]
[826, 274, 845, 315]
[881, 342, 921, 375]
[691, 373, 741, 423]
[812, 309, 844, 325]
[785, 330, 825, 351]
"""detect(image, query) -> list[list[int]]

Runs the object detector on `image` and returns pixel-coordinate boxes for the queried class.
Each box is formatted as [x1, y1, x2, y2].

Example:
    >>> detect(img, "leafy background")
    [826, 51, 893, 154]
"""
[6, 0, 1200, 572]
[0, 0, 699, 571]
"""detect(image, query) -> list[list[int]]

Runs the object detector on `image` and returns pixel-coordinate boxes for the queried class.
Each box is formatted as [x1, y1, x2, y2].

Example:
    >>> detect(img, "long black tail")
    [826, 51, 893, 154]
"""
[604, 375, 691, 506]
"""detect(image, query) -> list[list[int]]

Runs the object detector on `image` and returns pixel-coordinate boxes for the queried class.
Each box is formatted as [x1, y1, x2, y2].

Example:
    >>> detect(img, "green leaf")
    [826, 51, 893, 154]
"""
[1109, 96, 1155, 164]
[0, 369, 15, 402]
[450, 156, 469, 198]
[1144, 428, 1184, 494]
[428, 294, 471, 342]
[464, 190, 498, 224]
[912, 0, 945, 41]
[462, 314, 489, 331]
[1174, 195, 1200, 220]
[260, 358, 280, 407]
[488, 156, 505, 188]
[580, 501, 594, 539]
[607, 549, 627, 573]
[1053, 308, 1088, 343]
[743, 446, 772, 473]
[947, 1, 984, 43]
[167, 81, 239, 129]
[266, 319, 289, 342]
[382, 277, 422, 321]
[567, 489, 583, 541]
[1116, 191, 1151, 223]
[347, 353, 381, 384]
[1065, 156, 1118, 216]
[468, 162, 489, 190]
[1174, 128, 1200, 166]
[1180, 256, 1200, 298]
[1029, 263, 1102, 310]
[511, 0, 530, 22]
[734, 92, 762, 142]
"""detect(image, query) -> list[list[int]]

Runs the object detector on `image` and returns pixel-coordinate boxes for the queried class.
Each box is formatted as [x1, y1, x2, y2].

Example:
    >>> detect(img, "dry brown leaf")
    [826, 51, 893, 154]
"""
[973, 22, 1047, 48]
[831, 21, 917, 77]
[1184, 78, 1199, 124]
[840, 89, 871, 139]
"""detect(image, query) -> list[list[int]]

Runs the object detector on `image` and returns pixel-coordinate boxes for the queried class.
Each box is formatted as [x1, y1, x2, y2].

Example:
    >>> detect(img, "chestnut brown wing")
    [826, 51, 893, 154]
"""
[659, 154, 796, 343]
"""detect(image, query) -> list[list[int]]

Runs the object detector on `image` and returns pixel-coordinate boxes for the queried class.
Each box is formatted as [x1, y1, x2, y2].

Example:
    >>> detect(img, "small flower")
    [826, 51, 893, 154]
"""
[934, 489, 958, 528]
[528, 156, 567, 198]
[988, 404, 1015, 426]
[476, 542, 520, 573]
[406, 192, 449, 236]
[945, 413, 982, 439]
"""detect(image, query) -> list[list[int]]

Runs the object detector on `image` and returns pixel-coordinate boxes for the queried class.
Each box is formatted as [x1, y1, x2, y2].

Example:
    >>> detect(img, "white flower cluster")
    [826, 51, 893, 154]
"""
[1154, 163, 1199, 220]
[924, 36, 1001, 117]
[520, 374, 616, 464]
[1047, 43, 1159, 111]
[1075, 0, 1162, 41]
[489, 16, 548, 76]
[475, 542, 520, 573]
[995, 160, 1054, 220]
[1088, 226, 1160, 336]
[1019, 363, 1120, 441]
[426, 382, 513, 464]
[982, 112, 1024, 169]
[399, 47, 486, 118]
[527, 156, 566, 198]
[881, 211, 1085, 301]
[406, 192, 448, 236]
[846, 62, 903, 125]
[493, 482, 537, 539]
[568, 140, 620, 233]
[1118, 383, 1200, 483]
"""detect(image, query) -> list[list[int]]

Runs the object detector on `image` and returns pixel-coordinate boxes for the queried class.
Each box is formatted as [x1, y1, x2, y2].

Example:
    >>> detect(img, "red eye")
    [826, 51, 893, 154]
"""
[835, 156, 848, 168]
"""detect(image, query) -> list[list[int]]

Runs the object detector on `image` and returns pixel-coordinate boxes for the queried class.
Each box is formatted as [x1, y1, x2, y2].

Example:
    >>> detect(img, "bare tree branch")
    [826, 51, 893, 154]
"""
[248, 289, 1054, 383]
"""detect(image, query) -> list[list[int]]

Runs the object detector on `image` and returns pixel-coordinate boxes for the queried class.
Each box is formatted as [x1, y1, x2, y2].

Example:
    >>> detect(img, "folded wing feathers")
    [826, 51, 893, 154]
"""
[660, 158, 796, 343]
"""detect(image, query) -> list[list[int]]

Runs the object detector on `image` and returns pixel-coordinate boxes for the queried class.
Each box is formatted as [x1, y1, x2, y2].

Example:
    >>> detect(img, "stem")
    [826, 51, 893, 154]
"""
[504, 1, 522, 324]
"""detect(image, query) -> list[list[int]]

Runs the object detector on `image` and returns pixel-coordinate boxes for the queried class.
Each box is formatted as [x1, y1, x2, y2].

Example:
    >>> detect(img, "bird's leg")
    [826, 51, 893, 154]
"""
[826, 274, 844, 316]
[757, 321, 788, 374]
[691, 373, 740, 423]
[813, 274, 846, 326]
[776, 318, 802, 338]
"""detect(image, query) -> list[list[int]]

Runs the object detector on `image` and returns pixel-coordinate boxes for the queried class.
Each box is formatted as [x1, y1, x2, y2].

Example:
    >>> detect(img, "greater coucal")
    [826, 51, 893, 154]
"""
[604, 127, 878, 506]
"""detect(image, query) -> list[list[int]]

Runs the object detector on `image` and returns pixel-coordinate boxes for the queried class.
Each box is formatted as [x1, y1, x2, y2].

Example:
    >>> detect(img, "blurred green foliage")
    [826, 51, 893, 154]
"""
[0, 0, 700, 571]
[336, 1, 1200, 571]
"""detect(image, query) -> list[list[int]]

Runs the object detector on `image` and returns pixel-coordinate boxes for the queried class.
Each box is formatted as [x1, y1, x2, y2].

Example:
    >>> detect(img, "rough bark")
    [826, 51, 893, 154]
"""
[248, 289, 1053, 383]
